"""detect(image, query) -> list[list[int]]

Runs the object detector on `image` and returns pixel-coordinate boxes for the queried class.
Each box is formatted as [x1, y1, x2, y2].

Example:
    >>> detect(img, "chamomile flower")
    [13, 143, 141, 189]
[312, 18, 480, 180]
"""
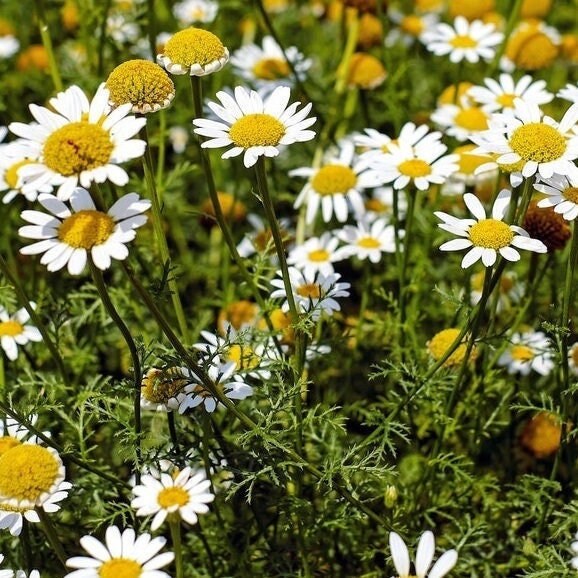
[193, 85, 316, 167]
[287, 232, 343, 277]
[140, 367, 188, 412]
[435, 190, 547, 268]
[441, 144, 497, 197]
[0, 142, 48, 204]
[501, 20, 560, 72]
[237, 213, 292, 259]
[471, 99, 578, 180]
[468, 73, 554, 114]
[230, 36, 311, 91]
[534, 174, 578, 221]
[421, 16, 503, 63]
[498, 330, 554, 376]
[8, 84, 146, 200]
[0, 304, 42, 361]
[558, 83, 578, 104]
[470, 270, 522, 312]
[389, 531, 458, 578]
[65, 526, 174, 578]
[173, 0, 219, 24]
[335, 217, 400, 262]
[386, 9, 439, 47]
[431, 101, 490, 142]
[19, 187, 151, 275]
[270, 267, 350, 319]
[364, 186, 408, 222]
[0, 414, 45, 451]
[131, 467, 214, 530]
[292, 141, 377, 224]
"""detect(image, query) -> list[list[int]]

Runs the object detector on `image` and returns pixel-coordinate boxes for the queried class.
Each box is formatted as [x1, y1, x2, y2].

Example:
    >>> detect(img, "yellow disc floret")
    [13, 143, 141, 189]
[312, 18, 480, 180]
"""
[229, 114, 285, 148]
[455, 144, 489, 174]
[5, 159, 35, 190]
[347, 52, 387, 89]
[506, 24, 558, 70]
[141, 368, 187, 404]
[163, 27, 226, 67]
[252, 57, 290, 80]
[400, 15, 424, 37]
[455, 106, 489, 131]
[99, 559, 142, 578]
[397, 159, 432, 178]
[510, 344, 535, 362]
[0, 320, 23, 337]
[58, 210, 115, 249]
[308, 249, 330, 262]
[297, 283, 321, 299]
[469, 219, 514, 249]
[509, 123, 566, 163]
[312, 165, 357, 196]
[449, 0, 494, 20]
[563, 187, 578, 204]
[357, 236, 381, 249]
[450, 35, 477, 49]
[43, 122, 114, 176]
[0, 436, 20, 457]
[427, 328, 476, 368]
[226, 344, 260, 371]
[157, 486, 190, 509]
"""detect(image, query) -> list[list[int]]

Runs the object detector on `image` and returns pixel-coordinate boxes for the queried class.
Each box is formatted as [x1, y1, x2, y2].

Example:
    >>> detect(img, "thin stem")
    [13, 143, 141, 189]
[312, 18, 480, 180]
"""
[38, 509, 67, 567]
[169, 517, 184, 578]
[168, 411, 180, 455]
[488, 0, 524, 75]
[34, 0, 63, 92]
[22, 521, 33, 573]
[156, 110, 167, 191]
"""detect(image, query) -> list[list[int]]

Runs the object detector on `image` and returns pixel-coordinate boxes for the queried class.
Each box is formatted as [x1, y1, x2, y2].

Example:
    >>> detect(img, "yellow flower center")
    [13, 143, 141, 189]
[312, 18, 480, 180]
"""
[252, 57, 290, 80]
[0, 320, 23, 337]
[506, 27, 558, 70]
[308, 249, 330, 262]
[311, 165, 357, 196]
[427, 328, 476, 368]
[449, 0, 495, 20]
[400, 15, 424, 36]
[218, 300, 259, 333]
[455, 107, 489, 131]
[106, 59, 175, 112]
[0, 444, 60, 502]
[157, 486, 190, 509]
[509, 123, 567, 164]
[563, 187, 578, 204]
[347, 53, 386, 89]
[450, 34, 477, 48]
[229, 113, 285, 148]
[456, 144, 489, 174]
[99, 558, 142, 578]
[469, 219, 513, 249]
[0, 436, 20, 457]
[225, 344, 260, 370]
[365, 198, 388, 213]
[296, 282, 321, 299]
[5, 159, 35, 190]
[438, 82, 473, 106]
[510, 344, 535, 362]
[58, 210, 115, 249]
[398, 159, 432, 178]
[357, 236, 381, 249]
[43, 122, 114, 177]
[141, 368, 187, 404]
[496, 93, 516, 108]
[163, 27, 226, 67]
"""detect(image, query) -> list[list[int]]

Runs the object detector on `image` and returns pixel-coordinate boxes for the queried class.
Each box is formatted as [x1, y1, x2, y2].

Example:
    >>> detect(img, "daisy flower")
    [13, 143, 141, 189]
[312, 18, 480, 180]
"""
[230, 35, 311, 91]
[389, 530, 458, 578]
[364, 186, 408, 222]
[131, 467, 214, 530]
[0, 304, 42, 361]
[140, 367, 188, 412]
[470, 270, 522, 313]
[173, 0, 219, 24]
[421, 16, 503, 63]
[0, 444, 71, 536]
[193, 85, 316, 167]
[8, 84, 146, 201]
[385, 9, 439, 47]
[431, 101, 490, 142]
[441, 144, 497, 197]
[435, 190, 547, 268]
[468, 73, 554, 114]
[0, 141, 48, 204]
[292, 141, 377, 224]
[287, 232, 343, 277]
[558, 83, 578, 104]
[237, 213, 292, 259]
[470, 99, 578, 180]
[571, 532, 578, 569]
[0, 413, 46, 450]
[0, 35, 19, 59]
[335, 217, 400, 263]
[498, 330, 554, 376]
[270, 267, 350, 320]
[64, 525, 174, 578]
[534, 174, 578, 221]
[19, 187, 151, 275]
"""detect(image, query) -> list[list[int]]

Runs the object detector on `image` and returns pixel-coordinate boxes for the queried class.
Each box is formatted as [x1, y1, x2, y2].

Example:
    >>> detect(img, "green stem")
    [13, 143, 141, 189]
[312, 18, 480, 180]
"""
[34, 0, 63, 92]
[488, 0, 524, 75]
[38, 508, 67, 567]
[22, 520, 33, 573]
[169, 518, 184, 578]
[168, 411, 180, 455]
[156, 110, 167, 191]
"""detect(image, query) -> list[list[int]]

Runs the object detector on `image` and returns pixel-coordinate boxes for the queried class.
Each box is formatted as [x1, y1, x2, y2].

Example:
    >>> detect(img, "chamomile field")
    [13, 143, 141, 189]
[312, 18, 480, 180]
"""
[0, 0, 577, 576]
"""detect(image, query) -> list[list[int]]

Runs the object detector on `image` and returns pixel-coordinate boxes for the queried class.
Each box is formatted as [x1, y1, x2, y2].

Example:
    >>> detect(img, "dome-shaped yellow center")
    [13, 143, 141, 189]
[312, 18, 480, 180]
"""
[0, 444, 60, 502]
[427, 328, 475, 368]
[99, 558, 142, 578]
[58, 210, 115, 249]
[506, 27, 558, 70]
[311, 165, 357, 196]
[449, 0, 495, 20]
[563, 186, 578, 204]
[450, 35, 477, 49]
[229, 114, 285, 148]
[5, 159, 35, 190]
[509, 123, 566, 164]
[397, 159, 432, 178]
[455, 107, 489, 131]
[456, 144, 489, 174]
[469, 219, 513, 249]
[510, 344, 535, 362]
[296, 282, 321, 299]
[401, 15, 424, 36]
[252, 57, 290, 80]
[43, 122, 114, 176]
[357, 236, 381, 249]
[142, 368, 187, 404]
[0, 436, 20, 457]
[347, 53, 386, 89]
[226, 344, 260, 370]
[496, 93, 516, 108]
[308, 249, 330, 262]
[164, 27, 226, 67]
[0, 320, 23, 337]
[157, 486, 190, 509]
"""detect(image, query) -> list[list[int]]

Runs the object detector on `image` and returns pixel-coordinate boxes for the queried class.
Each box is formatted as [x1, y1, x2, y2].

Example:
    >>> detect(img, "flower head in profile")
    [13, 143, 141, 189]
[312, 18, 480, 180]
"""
[19, 187, 151, 275]
[140, 367, 188, 412]
[0, 141, 48, 204]
[498, 330, 554, 376]
[131, 467, 214, 530]
[534, 174, 578, 221]
[436, 190, 547, 268]
[421, 16, 503, 63]
[65, 525, 174, 578]
[0, 304, 42, 361]
[193, 85, 316, 167]
[558, 83, 578, 104]
[389, 530, 458, 578]
[157, 26, 228, 75]
[8, 84, 146, 200]
[173, 0, 219, 24]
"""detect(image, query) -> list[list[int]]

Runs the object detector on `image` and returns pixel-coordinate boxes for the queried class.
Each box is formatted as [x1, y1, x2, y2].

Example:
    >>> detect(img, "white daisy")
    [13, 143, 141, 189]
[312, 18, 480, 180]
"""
[431, 101, 491, 142]
[237, 213, 292, 259]
[287, 232, 343, 277]
[131, 466, 214, 531]
[0, 303, 42, 361]
[468, 73, 554, 114]
[230, 36, 311, 91]
[470, 269, 522, 313]
[470, 99, 578, 180]
[140, 367, 188, 412]
[335, 217, 400, 263]
[0, 141, 47, 204]
[193, 85, 316, 168]
[534, 174, 578, 220]
[19, 187, 151, 275]
[435, 190, 547, 268]
[386, 9, 439, 47]
[0, 413, 46, 448]
[292, 141, 378, 224]
[9, 84, 146, 201]
[168, 125, 189, 153]
[65, 525, 174, 578]
[498, 330, 554, 376]
[389, 531, 458, 578]
[270, 267, 350, 320]
[364, 186, 408, 222]
[440, 144, 497, 197]
[173, 0, 219, 24]
[106, 12, 140, 44]
[421, 16, 503, 63]
[558, 83, 578, 104]
[0, 36, 19, 59]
